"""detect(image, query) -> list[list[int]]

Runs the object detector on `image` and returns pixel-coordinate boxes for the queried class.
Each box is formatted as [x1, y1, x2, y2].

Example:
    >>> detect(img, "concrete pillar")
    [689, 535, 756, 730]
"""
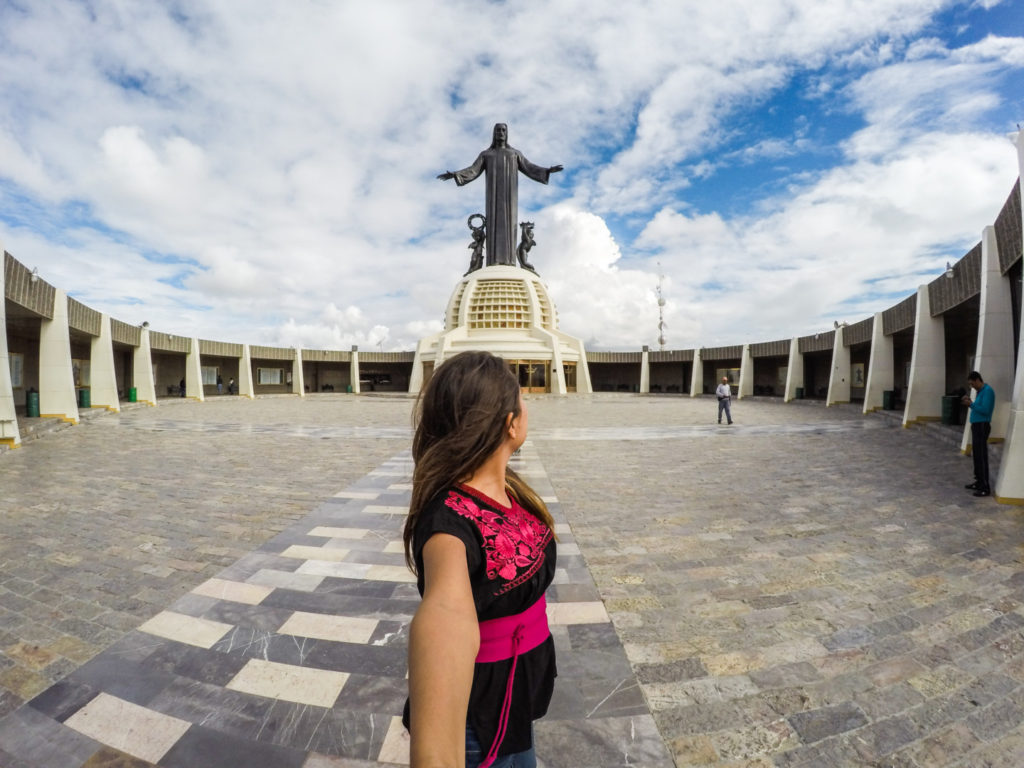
[184, 337, 204, 401]
[863, 313, 893, 413]
[826, 326, 851, 406]
[783, 338, 803, 402]
[88, 314, 120, 412]
[737, 344, 754, 399]
[689, 348, 702, 397]
[639, 346, 650, 394]
[903, 285, 944, 427]
[0, 245, 21, 448]
[577, 350, 593, 395]
[994, 130, 1024, 503]
[351, 346, 361, 394]
[292, 348, 305, 397]
[961, 225, 1016, 453]
[239, 345, 255, 398]
[133, 327, 157, 405]
[39, 289, 79, 423]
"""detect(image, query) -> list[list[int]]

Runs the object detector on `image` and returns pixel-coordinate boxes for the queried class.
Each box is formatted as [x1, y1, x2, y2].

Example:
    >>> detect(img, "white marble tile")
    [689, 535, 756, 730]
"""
[546, 601, 610, 625]
[362, 505, 408, 515]
[377, 715, 411, 765]
[296, 560, 372, 579]
[541, 495, 559, 503]
[246, 568, 325, 592]
[138, 610, 233, 648]
[281, 544, 350, 562]
[366, 564, 417, 583]
[65, 692, 191, 763]
[278, 611, 378, 643]
[386, 483, 413, 491]
[383, 540, 406, 554]
[333, 490, 381, 499]
[554, 523, 573, 535]
[226, 658, 348, 708]
[557, 543, 581, 556]
[308, 526, 369, 539]
[191, 577, 273, 605]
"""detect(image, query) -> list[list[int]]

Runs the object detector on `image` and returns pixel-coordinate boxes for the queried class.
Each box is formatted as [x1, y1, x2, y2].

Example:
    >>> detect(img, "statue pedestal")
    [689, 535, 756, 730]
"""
[410, 265, 591, 394]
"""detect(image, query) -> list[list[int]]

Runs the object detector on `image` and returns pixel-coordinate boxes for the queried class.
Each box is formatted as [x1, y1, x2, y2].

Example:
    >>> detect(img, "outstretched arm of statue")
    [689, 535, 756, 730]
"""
[437, 171, 455, 181]
[548, 165, 563, 174]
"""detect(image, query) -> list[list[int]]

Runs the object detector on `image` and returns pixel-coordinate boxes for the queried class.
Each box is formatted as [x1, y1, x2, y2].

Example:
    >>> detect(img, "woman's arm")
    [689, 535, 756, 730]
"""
[409, 533, 480, 768]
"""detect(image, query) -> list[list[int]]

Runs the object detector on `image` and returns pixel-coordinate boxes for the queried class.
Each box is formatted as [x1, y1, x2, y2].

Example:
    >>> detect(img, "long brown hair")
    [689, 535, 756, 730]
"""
[404, 351, 555, 574]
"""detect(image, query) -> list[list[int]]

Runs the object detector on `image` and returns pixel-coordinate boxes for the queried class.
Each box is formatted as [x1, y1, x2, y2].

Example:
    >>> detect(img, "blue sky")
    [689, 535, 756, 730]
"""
[1, 0, 1022, 351]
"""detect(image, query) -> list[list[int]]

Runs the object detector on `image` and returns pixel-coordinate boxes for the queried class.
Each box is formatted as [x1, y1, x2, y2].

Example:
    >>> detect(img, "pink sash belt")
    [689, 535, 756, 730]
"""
[474, 595, 550, 768]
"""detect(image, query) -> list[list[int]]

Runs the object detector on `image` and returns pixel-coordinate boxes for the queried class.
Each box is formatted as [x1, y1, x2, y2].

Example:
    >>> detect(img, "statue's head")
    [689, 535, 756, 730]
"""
[491, 123, 508, 148]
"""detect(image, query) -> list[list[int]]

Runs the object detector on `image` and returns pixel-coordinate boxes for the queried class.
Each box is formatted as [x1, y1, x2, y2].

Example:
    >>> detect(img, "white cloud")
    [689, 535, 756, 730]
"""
[0, 0, 1021, 357]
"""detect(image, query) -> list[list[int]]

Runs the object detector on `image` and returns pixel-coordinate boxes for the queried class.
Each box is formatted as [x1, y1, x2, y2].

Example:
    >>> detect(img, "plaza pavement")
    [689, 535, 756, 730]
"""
[0, 393, 1021, 767]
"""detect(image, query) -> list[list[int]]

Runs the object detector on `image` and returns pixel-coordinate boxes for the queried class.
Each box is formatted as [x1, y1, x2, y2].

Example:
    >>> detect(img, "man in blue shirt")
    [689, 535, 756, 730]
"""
[962, 371, 995, 497]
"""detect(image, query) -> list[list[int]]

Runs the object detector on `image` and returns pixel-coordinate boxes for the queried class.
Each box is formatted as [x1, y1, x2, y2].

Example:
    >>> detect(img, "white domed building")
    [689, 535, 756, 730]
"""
[409, 265, 592, 394]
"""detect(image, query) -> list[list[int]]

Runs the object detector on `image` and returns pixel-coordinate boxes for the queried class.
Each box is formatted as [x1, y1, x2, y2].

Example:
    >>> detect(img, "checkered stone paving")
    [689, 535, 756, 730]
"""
[0, 438, 670, 767]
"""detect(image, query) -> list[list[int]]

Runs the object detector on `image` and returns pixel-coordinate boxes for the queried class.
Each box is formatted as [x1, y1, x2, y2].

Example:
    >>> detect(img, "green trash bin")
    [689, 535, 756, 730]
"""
[940, 395, 957, 425]
[78, 388, 91, 408]
[795, 387, 804, 399]
[346, 384, 353, 393]
[25, 390, 39, 418]
[883, 390, 894, 410]
[128, 387, 137, 403]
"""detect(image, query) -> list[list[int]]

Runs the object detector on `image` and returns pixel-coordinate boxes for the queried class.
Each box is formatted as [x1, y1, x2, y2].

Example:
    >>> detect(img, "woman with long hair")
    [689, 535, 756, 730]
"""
[402, 351, 557, 768]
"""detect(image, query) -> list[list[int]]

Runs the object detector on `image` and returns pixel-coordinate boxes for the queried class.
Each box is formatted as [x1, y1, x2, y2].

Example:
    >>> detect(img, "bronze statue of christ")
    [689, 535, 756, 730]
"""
[438, 123, 562, 267]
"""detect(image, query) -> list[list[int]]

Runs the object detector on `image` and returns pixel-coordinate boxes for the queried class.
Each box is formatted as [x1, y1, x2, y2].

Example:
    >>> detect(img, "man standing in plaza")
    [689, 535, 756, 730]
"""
[963, 370, 994, 497]
[716, 376, 733, 425]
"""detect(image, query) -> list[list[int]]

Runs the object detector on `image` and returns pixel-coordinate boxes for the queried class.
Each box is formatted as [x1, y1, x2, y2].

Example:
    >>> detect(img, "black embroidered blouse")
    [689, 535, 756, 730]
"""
[403, 483, 558, 757]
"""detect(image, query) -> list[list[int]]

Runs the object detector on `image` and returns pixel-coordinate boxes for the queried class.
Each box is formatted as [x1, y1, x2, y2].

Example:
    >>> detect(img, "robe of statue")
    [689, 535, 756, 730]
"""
[450, 146, 553, 267]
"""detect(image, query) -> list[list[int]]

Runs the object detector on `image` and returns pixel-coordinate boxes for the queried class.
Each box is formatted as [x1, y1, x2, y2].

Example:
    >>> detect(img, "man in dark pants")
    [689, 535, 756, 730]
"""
[962, 371, 995, 497]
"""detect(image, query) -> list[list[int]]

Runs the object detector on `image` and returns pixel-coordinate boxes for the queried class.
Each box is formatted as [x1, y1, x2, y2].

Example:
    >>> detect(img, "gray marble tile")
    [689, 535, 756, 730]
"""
[161, 723, 306, 768]
[0, 706, 102, 768]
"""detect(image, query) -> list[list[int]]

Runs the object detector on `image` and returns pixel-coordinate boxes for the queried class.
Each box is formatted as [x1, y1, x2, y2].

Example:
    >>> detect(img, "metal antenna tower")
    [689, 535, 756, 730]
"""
[656, 263, 666, 351]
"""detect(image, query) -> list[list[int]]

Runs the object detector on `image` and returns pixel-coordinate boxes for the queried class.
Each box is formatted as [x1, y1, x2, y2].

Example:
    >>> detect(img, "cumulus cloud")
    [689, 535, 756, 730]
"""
[0, 0, 1021, 355]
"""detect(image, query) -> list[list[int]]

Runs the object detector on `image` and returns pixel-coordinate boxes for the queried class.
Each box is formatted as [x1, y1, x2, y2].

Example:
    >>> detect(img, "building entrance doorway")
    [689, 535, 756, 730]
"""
[508, 360, 549, 393]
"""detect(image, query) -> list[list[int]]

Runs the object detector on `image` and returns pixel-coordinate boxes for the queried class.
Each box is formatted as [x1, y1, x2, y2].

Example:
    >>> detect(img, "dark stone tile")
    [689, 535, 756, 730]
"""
[161, 724, 306, 768]
[634, 657, 708, 684]
[314, 579, 400, 598]
[366, 620, 408, 648]
[535, 715, 673, 767]
[788, 701, 869, 743]
[559, 646, 633, 680]
[544, 678, 588, 719]
[851, 715, 920, 761]
[28, 678, 98, 722]
[965, 696, 1024, 742]
[0, 706, 100, 768]
[269, 708, 394, 758]
[335, 674, 407, 715]
[853, 682, 925, 719]
[0, 688, 24, 718]
[147, 677, 275, 740]
[749, 661, 821, 689]
[548, 583, 601, 603]
[578, 676, 648, 718]
[305, 640, 407, 678]
[566, 622, 620, 650]
[66, 654, 176, 707]
[261, 589, 417, 620]
[200, 601, 294, 632]
[142, 643, 249, 687]
[0, 746, 35, 768]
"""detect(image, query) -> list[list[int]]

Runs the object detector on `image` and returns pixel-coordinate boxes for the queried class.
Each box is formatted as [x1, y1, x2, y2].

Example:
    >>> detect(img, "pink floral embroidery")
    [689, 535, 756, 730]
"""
[445, 489, 552, 594]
